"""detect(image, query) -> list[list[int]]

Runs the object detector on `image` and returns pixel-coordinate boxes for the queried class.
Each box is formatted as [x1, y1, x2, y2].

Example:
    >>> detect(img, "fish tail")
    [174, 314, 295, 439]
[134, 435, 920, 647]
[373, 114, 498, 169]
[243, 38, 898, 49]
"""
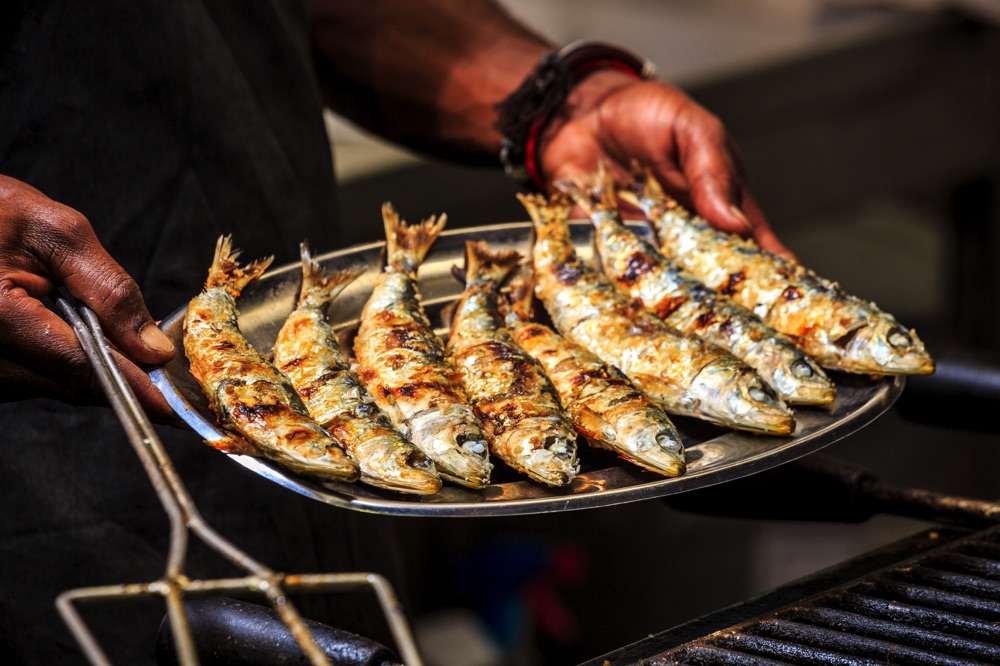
[501, 263, 536, 322]
[557, 160, 618, 218]
[617, 162, 647, 203]
[382, 202, 446, 274]
[462, 240, 521, 286]
[594, 160, 620, 211]
[298, 241, 363, 309]
[516, 192, 572, 230]
[619, 162, 678, 211]
[516, 192, 547, 226]
[204, 235, 274, 297]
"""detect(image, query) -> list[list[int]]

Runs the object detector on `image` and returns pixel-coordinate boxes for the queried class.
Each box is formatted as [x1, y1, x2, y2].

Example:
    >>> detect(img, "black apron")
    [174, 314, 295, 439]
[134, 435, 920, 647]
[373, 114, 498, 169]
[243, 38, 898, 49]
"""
[0, 1, 404, 663]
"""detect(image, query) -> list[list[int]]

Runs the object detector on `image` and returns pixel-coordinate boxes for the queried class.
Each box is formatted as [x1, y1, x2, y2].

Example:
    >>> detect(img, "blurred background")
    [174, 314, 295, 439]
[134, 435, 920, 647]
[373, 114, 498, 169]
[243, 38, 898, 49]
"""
[323, 1, 1000, 664]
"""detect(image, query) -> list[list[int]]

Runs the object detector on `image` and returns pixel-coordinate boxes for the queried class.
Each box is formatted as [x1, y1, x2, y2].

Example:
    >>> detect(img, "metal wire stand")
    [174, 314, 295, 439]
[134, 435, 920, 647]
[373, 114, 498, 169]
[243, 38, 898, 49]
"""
[54, 295, 424, 666]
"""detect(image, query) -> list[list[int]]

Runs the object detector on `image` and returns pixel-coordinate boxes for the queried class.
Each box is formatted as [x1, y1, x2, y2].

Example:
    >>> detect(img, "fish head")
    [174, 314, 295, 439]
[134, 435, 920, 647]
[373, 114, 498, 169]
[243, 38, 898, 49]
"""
[837, 318, 935, 375]
[357, 435, 443, 495]
[503, 418, 580, 487]
[406, 406, 492, 488]
[750, 340, 837, 406]
[692, 359, 796, 436]
[615, 413, 686, 477]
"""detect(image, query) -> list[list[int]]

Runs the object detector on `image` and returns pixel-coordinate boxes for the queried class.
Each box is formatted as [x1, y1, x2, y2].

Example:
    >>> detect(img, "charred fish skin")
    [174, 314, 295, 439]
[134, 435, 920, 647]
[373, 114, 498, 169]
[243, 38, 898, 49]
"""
[273, 244, 442, 495]
[448, 241, 579, 487]
[501, 264, 685, 477]
[183, 236, 360, 482]
[619, 167, 935, 376]
[560, 170, 835, 406]
[519, 193, 795, 436]
[353, 204, 492, 489]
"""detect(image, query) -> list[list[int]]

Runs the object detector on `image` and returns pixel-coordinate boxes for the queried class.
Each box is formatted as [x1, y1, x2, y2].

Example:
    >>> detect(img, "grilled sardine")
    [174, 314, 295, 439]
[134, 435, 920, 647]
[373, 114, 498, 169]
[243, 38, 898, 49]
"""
[273, 243, 442, 495]
[183, 236, 360, 482]
[520, 193, 795, 436]
[447, 241, 579, 487]
[619, 167, 935, 376]
[353, 204, 492, 488]
[501, 263, 686, 477]
[561, 169, 835, 405]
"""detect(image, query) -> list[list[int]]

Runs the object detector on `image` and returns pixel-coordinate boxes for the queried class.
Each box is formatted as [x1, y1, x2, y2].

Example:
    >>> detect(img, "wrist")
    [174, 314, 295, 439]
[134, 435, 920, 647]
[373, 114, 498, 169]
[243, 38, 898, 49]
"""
[494, 41, 655, 190]
[534, 69, 640, 180]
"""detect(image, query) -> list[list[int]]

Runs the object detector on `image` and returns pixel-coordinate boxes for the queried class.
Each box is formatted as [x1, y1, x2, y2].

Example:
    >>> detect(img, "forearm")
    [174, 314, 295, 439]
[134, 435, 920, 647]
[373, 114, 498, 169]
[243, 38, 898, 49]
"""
[307, 0, 551, 163]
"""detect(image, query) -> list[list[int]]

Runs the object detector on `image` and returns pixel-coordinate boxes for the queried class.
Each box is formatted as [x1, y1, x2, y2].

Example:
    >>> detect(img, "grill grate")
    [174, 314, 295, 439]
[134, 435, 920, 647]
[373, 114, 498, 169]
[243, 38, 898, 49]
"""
[648, 526, 1000, 666]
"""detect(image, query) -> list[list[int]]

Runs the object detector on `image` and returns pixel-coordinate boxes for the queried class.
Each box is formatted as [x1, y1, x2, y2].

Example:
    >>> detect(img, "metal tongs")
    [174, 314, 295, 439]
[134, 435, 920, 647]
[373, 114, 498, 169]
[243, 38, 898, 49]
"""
[53, 294, 424, 666]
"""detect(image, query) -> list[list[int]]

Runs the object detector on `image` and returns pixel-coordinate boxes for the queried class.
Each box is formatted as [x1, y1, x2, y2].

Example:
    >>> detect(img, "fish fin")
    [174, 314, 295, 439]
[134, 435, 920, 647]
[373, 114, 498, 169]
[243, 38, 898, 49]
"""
[205, 431, 261, 456]
[556, 160, 619, 219]
[204, 235, 274, 297]
[382, 202, 446, 274]
[569, 405, 616, 450]
[440, 298, 460, 330]
[516, 192, 546, 225]
[628, 373, 697, 413]
[337, 321, 361, 357]
[618, 164, 685, 214]
[555, 177, 592, 217]
[450, 262, 468, 285]
[297, 241, 364, 309]
[517, 192, 572, 229]
[500, 263, 536, 322]
[594, 160, 620, 212]
[462, 240, 521, 286]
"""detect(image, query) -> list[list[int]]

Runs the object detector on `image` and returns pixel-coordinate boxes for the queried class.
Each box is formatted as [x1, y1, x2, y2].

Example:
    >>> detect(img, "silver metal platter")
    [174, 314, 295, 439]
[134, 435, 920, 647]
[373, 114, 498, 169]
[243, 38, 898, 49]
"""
[150, 221, 903, 517]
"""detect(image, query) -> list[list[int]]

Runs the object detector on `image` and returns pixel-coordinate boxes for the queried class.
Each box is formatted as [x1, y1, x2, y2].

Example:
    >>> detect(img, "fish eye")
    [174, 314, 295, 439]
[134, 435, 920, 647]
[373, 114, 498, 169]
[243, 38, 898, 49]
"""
[887, 327, 912, 349]
[463, 440, 486, 455]
[791, 359, 815, 379]
[657, 433, 683, 453]
[749, 385, 772, 403]
[407, 450, 433, 469]
[544, 435, 574, 459]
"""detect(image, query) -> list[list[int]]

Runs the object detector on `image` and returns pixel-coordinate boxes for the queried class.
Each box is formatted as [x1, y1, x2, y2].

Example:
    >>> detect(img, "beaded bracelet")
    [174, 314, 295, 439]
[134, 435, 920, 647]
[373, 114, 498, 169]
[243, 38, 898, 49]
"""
[494, 40, 656, 190]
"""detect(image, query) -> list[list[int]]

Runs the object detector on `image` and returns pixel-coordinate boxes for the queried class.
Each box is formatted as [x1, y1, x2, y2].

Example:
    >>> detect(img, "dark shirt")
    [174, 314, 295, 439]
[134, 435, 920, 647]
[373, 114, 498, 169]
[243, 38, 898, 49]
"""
[0, 2, 401, 663]
[0, 0, 341, 312]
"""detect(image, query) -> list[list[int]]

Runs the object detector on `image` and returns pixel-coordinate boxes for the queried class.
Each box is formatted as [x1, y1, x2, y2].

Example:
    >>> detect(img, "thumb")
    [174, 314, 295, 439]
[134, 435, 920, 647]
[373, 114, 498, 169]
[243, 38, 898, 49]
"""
[41, 221, 175, 366]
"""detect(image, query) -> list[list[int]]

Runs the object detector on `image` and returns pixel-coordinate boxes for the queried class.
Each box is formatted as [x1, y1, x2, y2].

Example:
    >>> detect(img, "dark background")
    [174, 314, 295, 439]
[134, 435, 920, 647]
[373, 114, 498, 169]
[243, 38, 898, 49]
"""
[328, 6, 1000, 665]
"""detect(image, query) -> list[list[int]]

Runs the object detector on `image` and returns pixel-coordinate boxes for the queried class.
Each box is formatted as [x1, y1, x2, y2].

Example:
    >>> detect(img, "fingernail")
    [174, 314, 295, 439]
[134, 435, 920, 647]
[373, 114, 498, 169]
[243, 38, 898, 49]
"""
[729, 205, 752, 231]
[141, 322, 175, 354]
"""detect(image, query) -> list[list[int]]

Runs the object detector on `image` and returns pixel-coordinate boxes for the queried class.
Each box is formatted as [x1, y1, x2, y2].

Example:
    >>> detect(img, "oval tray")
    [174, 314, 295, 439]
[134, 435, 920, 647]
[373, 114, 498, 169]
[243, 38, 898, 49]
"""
[150, 221, 902, 517]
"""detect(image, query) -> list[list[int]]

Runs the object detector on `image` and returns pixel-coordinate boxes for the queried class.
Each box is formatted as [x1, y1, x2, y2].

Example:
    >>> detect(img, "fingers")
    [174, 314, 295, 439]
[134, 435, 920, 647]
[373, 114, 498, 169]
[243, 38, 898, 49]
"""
[739, 192, 796, 260]
[669, 108, 795, 260]
[672, 109, 750, 234]
[105, 346, 179, 424]
[0, 174, 176, 410]
[26, 204, 175, 365]
[536, 79, 793, 259]
[0, 288, 177, 420]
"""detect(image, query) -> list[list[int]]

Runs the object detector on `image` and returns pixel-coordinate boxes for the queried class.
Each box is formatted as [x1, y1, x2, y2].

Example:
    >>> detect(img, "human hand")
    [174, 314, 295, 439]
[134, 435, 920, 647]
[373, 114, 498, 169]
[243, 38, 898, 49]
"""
[537, 71, 791, 258]
[0, 175, 177, 420]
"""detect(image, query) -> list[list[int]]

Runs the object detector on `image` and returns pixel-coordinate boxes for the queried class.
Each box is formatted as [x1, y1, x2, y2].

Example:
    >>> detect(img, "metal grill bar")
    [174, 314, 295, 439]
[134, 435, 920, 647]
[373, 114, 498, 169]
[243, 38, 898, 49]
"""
[921, 552, 1000, 579]
[783, 607, 1000, 662]
[827, 592, 1000, 644]
[892, 564, 1000, 598]
[640, 527, 1000, 666]
[700, 632, 884, 665]
[956, 539, 1000, 560]
[854, 580, 1000, 619]
[754, 619, 978, 666]
[663, 646, 795, 665]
